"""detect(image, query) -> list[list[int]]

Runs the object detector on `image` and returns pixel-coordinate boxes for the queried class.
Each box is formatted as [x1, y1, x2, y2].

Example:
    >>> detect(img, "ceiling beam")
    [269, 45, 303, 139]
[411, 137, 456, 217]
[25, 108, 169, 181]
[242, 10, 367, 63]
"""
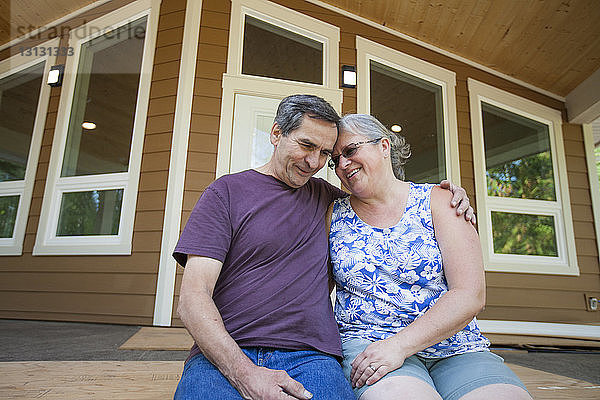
[566, 67, 600, 124]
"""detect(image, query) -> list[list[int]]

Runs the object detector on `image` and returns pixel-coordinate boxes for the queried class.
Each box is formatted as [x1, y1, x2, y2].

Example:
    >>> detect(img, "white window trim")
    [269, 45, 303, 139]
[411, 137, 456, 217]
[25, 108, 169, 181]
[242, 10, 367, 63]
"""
[0, 38, 58, 255]
[355, 36, 461, 185]
[33, 0, 160, 255]
[217, 0, 343, 186]
[582, 124, 600, 256]
[468, 78, 579, 275]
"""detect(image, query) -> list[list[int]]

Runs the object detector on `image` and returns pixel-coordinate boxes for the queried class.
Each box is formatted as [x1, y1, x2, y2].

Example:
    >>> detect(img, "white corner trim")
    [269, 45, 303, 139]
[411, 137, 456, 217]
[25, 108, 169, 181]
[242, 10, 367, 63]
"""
[0, 0, 114, 52]
[153, 0, 203, 327]
[478, 320, 600, 340]
[305, 0, 565, 103]
[582, 124, 600, 257]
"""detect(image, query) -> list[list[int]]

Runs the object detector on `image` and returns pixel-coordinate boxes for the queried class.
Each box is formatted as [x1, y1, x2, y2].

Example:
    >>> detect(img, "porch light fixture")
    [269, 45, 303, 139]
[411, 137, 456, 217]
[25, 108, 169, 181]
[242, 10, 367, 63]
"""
[47, 64, 65, 87]
[82, 121, 97, 130]
[341, 65, 356, 88]
[391, 124, 402, 133]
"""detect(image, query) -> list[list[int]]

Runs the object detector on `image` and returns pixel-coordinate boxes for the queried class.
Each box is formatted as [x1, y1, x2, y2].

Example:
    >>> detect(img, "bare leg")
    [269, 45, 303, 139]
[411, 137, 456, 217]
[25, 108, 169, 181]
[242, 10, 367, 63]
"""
[360, 376, 442, 400]
[458, 384, 532, 400]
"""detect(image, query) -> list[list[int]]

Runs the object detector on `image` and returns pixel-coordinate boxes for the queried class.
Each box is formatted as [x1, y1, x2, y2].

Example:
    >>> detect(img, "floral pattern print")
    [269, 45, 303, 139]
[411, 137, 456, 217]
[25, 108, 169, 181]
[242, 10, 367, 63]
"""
[330, 182, 490, 358]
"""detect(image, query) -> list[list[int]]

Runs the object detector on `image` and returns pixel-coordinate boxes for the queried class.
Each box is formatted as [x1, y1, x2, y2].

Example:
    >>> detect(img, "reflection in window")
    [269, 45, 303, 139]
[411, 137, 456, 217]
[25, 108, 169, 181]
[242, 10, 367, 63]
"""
[370, 60, 445, 183]
[595, 143, 600, 187]
[0, 62, 44, 182]
[242, 15, 323, 84]
[57, 189, 124, 236]
[251, 114, 274, 168]
[491, 211, 558, 257]
[0, 195, 20, 238]
[61, 17, 147, 177]
[482, 102, 556, 200]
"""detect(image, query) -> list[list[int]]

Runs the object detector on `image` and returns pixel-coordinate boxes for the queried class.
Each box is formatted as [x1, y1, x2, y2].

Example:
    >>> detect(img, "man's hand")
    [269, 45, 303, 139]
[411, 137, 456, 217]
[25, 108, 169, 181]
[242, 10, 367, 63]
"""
[439, 179, 476, 225]
[236, 365, 313, 400]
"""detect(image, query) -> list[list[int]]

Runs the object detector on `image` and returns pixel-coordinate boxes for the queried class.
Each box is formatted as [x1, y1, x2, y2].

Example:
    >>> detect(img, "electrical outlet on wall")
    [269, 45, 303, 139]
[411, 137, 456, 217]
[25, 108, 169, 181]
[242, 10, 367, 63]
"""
[584, 293, 599, 312]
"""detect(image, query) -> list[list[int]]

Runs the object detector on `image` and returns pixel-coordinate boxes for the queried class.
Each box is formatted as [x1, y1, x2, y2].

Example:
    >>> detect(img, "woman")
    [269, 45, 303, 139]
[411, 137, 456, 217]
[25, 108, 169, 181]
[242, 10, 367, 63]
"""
[328, 114, 531, 400]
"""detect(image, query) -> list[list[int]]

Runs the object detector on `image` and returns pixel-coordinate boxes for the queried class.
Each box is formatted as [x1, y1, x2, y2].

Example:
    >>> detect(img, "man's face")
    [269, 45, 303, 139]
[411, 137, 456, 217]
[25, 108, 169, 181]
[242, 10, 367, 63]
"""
[270, 115, 338, 188]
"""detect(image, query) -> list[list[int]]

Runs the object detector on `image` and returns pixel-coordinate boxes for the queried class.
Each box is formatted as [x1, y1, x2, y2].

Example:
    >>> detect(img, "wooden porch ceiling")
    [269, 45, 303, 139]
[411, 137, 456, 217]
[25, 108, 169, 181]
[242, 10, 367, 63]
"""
[1, 0, 599, 98]
[321, 0, 600, 98]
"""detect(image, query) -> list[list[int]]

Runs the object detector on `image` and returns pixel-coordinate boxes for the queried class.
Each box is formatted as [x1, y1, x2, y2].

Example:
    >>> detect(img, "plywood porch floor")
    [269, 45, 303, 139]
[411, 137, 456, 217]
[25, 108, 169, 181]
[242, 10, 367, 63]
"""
[1, 326, 597, 399]
[1, 360, 599, 399]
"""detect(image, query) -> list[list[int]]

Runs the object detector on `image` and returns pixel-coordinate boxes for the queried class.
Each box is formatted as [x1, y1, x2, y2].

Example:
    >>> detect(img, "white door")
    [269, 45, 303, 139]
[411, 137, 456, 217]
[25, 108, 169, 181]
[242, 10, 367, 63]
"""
[230, 93, 327, 180]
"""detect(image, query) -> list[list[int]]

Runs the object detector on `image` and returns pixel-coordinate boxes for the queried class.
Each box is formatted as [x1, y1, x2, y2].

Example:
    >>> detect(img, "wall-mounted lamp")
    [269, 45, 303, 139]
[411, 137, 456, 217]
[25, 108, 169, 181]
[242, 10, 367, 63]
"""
[47, 65, 65, 87]
[341, 65, 356, 88]
[82, 121, 97, 130]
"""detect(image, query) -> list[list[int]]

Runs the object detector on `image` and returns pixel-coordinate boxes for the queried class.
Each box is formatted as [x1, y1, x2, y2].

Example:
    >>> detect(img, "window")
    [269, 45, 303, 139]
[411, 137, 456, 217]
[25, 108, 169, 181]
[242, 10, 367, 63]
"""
[242, 15, 323, 84]
[226, 0, 339, 88]
[468, 79, 578, 275]
[0, 40, 56, 255]
[356, 37, 460, 183]
[34, 1, 158, 255]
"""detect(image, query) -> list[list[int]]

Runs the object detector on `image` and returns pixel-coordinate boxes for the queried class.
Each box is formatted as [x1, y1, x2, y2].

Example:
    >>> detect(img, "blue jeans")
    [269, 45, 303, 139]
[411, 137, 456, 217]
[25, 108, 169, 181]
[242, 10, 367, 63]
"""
[174, 347, 356, 399]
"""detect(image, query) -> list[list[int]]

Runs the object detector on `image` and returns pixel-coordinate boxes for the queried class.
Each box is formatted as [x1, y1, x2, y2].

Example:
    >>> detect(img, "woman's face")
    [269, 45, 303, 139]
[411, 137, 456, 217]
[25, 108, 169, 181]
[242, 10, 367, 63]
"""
[332, 128, 387, 196]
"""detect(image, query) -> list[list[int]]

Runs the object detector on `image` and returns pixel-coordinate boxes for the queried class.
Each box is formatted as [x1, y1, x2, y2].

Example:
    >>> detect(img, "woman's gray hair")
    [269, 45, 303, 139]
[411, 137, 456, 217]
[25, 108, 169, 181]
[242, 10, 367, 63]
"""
[338, 114, 411, 180]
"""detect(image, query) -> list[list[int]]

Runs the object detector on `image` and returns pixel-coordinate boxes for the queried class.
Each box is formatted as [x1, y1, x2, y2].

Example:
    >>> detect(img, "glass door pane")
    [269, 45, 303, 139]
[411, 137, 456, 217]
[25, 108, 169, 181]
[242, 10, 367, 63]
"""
[242, 15, 323, 84]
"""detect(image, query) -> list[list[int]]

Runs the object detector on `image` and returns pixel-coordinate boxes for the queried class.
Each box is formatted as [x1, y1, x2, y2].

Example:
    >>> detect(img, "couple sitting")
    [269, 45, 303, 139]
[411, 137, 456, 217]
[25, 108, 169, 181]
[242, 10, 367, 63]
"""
[173, 95, 531, 400]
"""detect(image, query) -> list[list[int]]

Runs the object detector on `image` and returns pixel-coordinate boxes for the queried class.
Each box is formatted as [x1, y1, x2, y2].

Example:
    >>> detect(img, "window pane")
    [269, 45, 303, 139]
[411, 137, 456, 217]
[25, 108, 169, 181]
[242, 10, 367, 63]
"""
[57, 189, 123, 236]
[61, 17, 147, 177]
[242, 15, 323, 84]
[595, 143, 600, 187]
[491, 211, 558, 257]
[251, 114, 274, 168]
[0, 195, 20, 238]
[482, 102, 556, 200]
[370, 60, 445, 183]
[0, 62, 44, 182]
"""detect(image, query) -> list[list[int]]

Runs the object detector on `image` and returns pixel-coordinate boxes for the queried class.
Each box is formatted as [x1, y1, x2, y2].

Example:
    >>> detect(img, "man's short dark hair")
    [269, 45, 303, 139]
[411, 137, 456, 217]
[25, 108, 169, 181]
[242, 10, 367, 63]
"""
[274, 94, 340, 136]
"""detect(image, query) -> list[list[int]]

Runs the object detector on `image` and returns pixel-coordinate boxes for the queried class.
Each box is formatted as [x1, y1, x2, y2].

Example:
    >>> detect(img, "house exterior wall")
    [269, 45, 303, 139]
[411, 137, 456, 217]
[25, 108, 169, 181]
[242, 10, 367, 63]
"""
[172, 0, 599, 326]
[0, 0, 186, 325]
[0, 0, 597, 328]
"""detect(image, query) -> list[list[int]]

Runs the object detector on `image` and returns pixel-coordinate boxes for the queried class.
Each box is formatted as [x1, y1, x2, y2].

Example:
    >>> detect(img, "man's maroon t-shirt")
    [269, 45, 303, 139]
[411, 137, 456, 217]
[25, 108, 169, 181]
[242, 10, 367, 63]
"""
[173, 170, 346, 360]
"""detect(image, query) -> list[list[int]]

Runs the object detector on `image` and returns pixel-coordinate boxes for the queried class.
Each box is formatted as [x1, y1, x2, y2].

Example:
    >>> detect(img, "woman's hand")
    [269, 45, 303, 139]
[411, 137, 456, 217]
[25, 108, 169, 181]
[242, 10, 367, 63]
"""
[350, 337, 409, 388]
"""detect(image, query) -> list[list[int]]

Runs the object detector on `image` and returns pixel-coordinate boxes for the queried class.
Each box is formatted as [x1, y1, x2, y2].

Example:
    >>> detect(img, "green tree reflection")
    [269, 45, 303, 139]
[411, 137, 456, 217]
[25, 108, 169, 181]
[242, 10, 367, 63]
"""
[486, 151, 555, 200]
[491, 212, 558, 257]
[57, 190, 123, 236]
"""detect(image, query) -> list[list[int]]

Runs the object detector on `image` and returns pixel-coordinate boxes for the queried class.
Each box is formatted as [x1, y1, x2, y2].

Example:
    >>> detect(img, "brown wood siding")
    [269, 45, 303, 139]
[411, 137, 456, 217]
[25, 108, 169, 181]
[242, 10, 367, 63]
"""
[171, 0, 230, 326]
[172, 0, 598, 326]
[0, 0, 187, 325]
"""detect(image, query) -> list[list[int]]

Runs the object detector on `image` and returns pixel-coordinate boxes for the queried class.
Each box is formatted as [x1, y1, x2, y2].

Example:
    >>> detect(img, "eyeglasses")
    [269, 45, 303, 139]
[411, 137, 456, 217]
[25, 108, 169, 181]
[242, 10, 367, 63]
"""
[328, 137, 382, 169]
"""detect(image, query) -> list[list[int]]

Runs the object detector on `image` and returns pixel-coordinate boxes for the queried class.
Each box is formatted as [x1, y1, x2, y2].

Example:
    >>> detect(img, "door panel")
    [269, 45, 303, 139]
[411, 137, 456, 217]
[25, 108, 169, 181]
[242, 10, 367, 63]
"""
[230, 93, 327, 180]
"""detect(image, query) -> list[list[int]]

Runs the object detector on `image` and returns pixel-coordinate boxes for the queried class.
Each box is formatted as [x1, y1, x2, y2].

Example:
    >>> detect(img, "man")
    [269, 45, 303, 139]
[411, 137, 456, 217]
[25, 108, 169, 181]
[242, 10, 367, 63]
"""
[173, 95, 473, 399]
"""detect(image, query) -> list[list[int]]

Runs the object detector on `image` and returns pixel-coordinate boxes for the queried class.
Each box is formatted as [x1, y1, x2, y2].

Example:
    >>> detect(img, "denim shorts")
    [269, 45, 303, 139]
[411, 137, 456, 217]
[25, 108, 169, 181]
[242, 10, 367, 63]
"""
[342, 338, 529, 400]
[174, 347, 355, 399]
